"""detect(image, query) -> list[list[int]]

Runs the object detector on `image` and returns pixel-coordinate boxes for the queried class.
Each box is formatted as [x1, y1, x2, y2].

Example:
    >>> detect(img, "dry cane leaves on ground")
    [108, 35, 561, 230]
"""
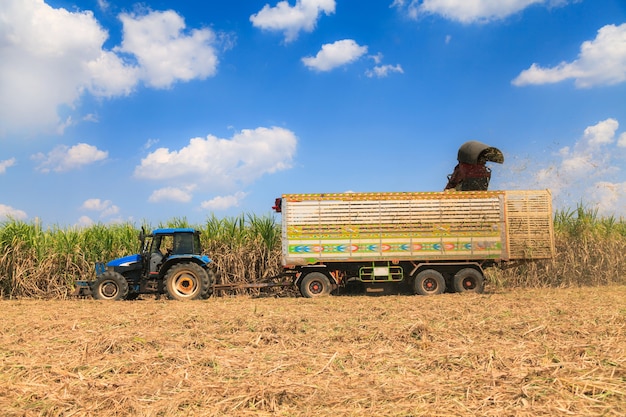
[0, 286, 624, 416]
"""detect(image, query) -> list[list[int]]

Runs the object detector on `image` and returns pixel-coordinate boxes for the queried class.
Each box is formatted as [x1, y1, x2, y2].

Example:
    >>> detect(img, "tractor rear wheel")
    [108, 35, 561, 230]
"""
[164, 263, 210, 300]
[92, 271, 129, 301]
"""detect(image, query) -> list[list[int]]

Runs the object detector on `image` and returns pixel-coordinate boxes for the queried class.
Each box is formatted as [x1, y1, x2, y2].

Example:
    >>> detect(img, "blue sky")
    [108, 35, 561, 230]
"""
[1, 0, 626, 226]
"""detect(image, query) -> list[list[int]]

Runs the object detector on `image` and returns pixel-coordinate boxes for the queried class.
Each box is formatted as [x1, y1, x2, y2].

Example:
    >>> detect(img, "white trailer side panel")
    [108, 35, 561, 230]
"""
[281, 190, 553, 266]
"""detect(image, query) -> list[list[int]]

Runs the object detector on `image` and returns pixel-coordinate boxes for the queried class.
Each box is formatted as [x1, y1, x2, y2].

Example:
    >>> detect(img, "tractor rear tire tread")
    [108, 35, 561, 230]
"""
[164, 262, 211, 301]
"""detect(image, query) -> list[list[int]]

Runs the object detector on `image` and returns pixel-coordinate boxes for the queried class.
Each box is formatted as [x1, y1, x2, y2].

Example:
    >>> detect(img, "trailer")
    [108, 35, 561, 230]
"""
[273, 189, 554, 297]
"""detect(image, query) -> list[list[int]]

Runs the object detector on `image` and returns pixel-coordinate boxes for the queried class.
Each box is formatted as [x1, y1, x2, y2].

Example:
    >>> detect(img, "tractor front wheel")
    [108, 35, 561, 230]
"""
[92, 271, 129, 301]
[164, 263, 210, 301]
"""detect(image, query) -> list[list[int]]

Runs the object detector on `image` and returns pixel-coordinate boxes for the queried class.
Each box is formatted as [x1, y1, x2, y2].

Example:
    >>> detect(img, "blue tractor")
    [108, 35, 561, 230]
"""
[75, 228, 215, 300]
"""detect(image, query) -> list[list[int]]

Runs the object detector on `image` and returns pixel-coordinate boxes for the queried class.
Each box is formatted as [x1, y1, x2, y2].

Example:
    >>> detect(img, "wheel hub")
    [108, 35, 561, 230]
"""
[174, 276, 195, 295]
[101, 282, 118, 298]
[309, 282, 322, 294]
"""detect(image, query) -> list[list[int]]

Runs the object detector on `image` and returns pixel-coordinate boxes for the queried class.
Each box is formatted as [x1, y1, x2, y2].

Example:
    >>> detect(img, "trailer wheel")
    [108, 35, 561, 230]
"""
[413, 269, 445, 296]
[300, 272, 332, 298]
[453, 268, 485, 294]
[92, 271, 129, 301]
[164, 263, 210, 301]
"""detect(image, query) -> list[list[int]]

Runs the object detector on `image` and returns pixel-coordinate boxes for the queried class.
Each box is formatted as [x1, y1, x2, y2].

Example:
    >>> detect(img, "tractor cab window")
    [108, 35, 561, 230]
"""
[193, 233, 202, 255]
[172, 233, 195, 255]
[149, 235, 173, 273]
[151, 235, 174, 256]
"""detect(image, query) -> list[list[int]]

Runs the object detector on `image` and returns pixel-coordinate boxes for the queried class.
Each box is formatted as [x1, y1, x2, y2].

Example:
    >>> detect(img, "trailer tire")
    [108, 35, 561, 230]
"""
[413, 269, 445, 296]
[453, 268, 485, 294]
[164, 263, 210, 301]
[92, 271, 129, 301]
[299, 272, 332, 298]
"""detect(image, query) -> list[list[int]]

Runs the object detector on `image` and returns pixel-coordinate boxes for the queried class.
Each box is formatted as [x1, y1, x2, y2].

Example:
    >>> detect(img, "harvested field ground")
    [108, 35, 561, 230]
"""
[1, 287, 625, 417]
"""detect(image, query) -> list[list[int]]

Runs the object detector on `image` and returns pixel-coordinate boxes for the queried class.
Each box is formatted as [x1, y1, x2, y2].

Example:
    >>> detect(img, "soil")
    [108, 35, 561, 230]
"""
[1, 286, 624, 416]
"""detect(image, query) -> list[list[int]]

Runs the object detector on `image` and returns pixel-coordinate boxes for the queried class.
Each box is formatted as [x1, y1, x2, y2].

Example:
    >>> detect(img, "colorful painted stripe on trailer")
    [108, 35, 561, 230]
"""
[288, 238, 502, 256]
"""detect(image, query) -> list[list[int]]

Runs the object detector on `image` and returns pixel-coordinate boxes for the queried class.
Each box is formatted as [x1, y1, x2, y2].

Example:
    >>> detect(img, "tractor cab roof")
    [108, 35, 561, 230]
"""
[150, 228, 199, 236]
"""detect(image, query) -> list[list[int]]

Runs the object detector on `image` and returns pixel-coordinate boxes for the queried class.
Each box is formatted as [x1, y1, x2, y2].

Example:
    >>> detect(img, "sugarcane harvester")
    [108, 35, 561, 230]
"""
[444, 140, 504, 191]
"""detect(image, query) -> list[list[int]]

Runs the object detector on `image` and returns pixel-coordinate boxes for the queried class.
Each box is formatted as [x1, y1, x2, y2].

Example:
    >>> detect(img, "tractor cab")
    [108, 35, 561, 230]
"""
[141, 228, 204, 276]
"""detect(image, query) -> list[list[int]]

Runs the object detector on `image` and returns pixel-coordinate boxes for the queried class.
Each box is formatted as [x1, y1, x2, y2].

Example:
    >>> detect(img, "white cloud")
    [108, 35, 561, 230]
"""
[82, 198, 109, 211]
[366, 64, 404, 78]
[588, 182, 626, 217]
[392, 0, 568, 24]
[149, 186, 196, 203]
[76, 215, 95, 227]
[134, 127, 297, 189]
[201, 192, 248, 211]
[0, 0, 140, 135]
[0, 204, 28, 221]
[83, 114, 99, 123]
[0, 158, 16, 174]
[582, 118, 619, 147]
[513, 23, 626, 88]
[143, 138, 160, 150]
[116, 10, 218, 88]
[618, 132, 626, 148]
[511, 118, 626, 216]
[559, 154, 595, 176]
[553, 118, 620, 180]
[97, 0, 110, 11]
[370, 53, 383, 65]
[0, 1, 220, 136]
[81, 198, 120, 218]
[85, 50, 140, 97]
[302, 39, 368, 71]
[365, 53, 404, 78]
[250, 0, 335, 42]
[56, 116, 75, 135]
[32, 143, 108, 173]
